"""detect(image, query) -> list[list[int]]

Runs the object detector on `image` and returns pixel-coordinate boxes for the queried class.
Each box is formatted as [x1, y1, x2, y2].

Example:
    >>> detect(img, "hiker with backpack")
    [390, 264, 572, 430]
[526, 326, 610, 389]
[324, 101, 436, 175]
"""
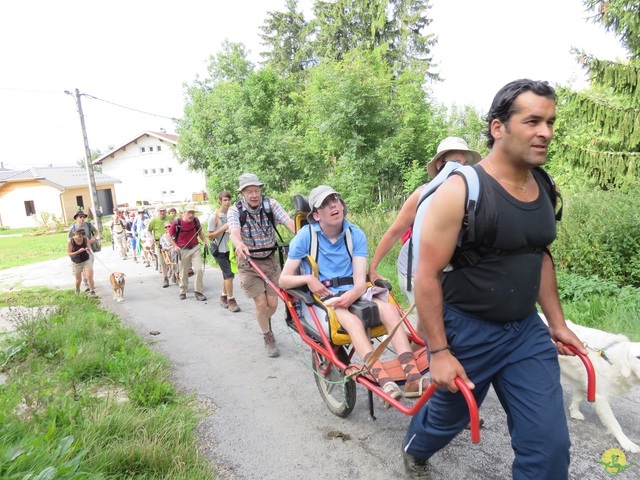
[208, 191, 240, 312]
[368, 137, 481, 319]
[402, 79, 588, 479]
[228, 173, 296, 358]
[279, 185, 429, 402]
[167, 204, 208, 301]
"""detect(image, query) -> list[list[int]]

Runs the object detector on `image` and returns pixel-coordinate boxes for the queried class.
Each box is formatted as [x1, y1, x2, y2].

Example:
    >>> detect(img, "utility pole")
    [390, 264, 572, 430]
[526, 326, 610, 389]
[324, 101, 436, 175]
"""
[65, 88, 103, 232]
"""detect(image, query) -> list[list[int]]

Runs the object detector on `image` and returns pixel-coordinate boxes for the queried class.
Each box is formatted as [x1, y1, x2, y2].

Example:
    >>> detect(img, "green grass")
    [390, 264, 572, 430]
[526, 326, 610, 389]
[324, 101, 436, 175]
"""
[0, 232, 70, 270]
[0, 227, 34, 236]
[0, 288, 215, 478]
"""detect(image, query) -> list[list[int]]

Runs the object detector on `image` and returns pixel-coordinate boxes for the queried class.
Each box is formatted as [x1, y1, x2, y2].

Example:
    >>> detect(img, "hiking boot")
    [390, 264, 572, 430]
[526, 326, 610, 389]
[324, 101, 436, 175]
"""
[87, 290, 98, 298]
[219, 294, 229, 308]
[263, 331, 280, 358]
[84, 287, 91, 293]
[227, 297, 241, 312]
[195, 292, 207, 301]
[179, 293, 187, 300]
[403, 448, 431, 479]
[163, 277, 169, 288]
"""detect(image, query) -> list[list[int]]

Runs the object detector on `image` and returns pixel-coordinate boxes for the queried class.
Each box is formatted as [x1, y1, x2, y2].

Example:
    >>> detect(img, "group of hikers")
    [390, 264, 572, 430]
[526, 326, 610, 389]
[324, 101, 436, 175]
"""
[223, 79, 588, 480]
[68, 78, 589, 479]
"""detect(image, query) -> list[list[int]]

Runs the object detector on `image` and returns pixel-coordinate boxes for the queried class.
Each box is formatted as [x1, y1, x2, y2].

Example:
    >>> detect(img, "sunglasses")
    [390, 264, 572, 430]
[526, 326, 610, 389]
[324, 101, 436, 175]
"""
[164, 225, 171, 229]
[318, 194, 340, 209]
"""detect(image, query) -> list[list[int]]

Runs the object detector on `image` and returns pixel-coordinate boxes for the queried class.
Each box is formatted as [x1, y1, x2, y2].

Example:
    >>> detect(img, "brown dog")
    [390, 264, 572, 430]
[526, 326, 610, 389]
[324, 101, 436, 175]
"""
[110, 272, 126, 302]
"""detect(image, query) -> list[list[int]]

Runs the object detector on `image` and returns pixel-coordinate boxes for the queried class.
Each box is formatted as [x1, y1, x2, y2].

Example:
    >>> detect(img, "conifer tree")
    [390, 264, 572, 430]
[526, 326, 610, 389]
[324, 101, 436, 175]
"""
[555, 0, 639, 189]
[259, 0, 311, 75]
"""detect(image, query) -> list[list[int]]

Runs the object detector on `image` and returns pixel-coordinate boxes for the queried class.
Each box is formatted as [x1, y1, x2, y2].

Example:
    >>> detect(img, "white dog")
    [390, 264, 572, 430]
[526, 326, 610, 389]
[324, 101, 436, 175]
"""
[541, 314, 640, 452]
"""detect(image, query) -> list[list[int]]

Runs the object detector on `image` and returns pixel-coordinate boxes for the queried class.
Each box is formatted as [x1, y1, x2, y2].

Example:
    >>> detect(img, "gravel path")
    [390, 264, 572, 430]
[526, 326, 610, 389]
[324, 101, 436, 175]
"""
[1, 247, 639, 479]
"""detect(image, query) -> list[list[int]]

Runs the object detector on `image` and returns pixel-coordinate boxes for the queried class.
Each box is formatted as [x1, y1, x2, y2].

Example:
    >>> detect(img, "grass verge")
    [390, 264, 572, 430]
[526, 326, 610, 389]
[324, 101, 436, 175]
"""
[0, 233, 70, 270]
[0, 288, 215, 479]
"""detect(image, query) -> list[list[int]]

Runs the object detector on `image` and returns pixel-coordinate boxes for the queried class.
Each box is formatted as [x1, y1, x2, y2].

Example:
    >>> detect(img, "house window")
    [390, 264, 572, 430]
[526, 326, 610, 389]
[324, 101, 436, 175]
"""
[76, 195, 84, 209]
[168, 167, 173, 173]
[149, 146, 154, 152]
[143, 169, 149, 175]
[160, 168, 164, 174]
[24, 200, 36, 216]
[157, 145, 162, 151]
[140, 147, 146, 153]
[162, 190, 167, 195]
[152, 169, 157, 174]
[170, 190, 175, 194]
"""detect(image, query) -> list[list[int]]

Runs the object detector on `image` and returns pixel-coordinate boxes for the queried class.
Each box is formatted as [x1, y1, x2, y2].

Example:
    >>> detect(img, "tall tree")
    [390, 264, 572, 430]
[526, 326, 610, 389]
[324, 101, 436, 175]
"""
[205, 40, 254, 86]
[310, 0, 437, 77]
[259, 0, 311, 75]
[553, 0, 639, 189]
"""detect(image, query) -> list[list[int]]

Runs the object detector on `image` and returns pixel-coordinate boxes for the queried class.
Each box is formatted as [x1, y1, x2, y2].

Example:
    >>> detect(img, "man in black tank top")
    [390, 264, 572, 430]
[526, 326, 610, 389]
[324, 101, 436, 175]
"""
[403, 80, 588, 480]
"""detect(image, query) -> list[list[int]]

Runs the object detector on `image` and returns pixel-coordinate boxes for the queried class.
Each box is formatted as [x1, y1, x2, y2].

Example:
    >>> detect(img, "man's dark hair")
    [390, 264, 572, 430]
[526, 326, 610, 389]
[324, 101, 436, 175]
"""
[484, 79, 557, 148]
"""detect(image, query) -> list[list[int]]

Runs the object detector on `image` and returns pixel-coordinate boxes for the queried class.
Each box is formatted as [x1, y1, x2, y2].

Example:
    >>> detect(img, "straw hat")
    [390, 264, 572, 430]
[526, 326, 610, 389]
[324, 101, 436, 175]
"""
[426, 137, 482, 178]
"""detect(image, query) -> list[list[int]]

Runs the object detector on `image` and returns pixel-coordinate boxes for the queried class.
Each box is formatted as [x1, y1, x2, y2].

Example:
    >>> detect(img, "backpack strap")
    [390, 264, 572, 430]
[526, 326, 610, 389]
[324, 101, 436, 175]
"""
[408, 162, 480, 289]
[237, 195, 284, 245]
[309, 225, 354, 288]
[448, 165, 561, 270]
[532, 166, 562, 221]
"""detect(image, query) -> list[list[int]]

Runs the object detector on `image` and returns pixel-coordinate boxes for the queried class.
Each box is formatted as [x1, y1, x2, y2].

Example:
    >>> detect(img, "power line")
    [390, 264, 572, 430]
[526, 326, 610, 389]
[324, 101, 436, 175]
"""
[0, 86, 178, 120]
[83, 93, 178, 120]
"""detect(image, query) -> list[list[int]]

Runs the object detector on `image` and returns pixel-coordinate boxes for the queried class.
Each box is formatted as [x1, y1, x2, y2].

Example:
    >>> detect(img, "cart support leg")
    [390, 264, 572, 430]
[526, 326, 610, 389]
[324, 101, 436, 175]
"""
[367, 389, 376, 420]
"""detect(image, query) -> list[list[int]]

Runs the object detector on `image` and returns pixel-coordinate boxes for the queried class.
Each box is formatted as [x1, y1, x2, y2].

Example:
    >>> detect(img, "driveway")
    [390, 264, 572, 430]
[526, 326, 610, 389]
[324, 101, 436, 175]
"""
[1, 247, 638, 479]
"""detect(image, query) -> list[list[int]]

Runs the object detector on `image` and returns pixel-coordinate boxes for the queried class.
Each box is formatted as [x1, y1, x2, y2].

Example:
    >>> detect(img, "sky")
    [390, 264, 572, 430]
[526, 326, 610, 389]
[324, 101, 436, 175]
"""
[0, 0, 628, 170]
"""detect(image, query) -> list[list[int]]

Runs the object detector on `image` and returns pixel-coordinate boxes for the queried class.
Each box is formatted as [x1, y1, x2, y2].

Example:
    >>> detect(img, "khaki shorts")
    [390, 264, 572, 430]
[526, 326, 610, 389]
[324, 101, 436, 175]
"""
[71, 259, 92, 275]
[238, 254, 280, 299]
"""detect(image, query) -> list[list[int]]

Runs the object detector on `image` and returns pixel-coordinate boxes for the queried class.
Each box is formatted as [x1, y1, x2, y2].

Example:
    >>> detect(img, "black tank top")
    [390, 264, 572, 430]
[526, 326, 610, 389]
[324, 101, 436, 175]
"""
[442, 167, 556, 322]
[71, 238, 90, 264]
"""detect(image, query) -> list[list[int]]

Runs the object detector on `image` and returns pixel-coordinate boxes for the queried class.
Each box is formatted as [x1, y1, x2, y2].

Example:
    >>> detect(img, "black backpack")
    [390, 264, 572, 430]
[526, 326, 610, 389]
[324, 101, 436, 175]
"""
[407, 164, 562, 291]
[236, 195, 283, 244]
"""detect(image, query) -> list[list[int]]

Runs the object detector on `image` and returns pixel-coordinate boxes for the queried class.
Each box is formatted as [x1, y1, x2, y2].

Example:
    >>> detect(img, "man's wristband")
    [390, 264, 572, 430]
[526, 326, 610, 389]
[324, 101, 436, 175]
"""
[428, 345, 451, 355]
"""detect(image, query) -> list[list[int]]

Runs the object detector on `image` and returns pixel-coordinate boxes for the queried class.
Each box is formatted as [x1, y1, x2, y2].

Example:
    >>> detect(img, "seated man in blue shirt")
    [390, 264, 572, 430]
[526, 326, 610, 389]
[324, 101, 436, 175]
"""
[279, 185, 427, 402]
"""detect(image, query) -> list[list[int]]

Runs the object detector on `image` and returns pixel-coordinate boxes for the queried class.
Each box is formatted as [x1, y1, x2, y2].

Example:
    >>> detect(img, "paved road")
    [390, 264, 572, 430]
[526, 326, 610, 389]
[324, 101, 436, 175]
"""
[1, 246, 638, 479]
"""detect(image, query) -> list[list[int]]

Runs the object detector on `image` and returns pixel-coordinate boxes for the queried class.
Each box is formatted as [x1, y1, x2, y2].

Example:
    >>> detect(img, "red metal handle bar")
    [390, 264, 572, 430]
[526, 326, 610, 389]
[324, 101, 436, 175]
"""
[455, 377, 480, 443]
[559, 343, 596, 402]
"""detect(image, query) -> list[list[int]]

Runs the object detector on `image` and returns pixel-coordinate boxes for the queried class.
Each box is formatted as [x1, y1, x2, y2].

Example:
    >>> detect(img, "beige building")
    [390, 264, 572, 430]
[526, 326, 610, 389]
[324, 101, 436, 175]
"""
[0, 167, 120, 228]
[94, 131, 207, 208]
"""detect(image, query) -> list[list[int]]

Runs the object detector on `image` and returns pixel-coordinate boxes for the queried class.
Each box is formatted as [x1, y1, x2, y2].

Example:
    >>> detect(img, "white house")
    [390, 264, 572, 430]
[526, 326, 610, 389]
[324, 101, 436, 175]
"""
[94, 131, 207, 207]
[0, 167, 120, 228]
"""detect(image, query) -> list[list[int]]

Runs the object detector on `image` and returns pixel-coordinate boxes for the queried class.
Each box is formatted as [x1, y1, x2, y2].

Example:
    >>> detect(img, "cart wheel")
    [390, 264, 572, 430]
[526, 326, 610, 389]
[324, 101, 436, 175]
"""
[312, 347, 356, 417]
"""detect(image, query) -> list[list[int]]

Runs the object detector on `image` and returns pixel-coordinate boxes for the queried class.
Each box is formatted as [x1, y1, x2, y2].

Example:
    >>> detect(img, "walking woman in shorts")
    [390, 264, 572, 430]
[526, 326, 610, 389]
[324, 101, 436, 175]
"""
[68, 228, 97, 297]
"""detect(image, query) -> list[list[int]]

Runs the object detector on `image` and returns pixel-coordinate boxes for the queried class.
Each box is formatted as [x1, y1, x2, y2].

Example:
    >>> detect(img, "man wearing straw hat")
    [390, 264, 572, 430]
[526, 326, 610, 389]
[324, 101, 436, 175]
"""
[167, 205, 208, 301]
[228, 173, 296, 358]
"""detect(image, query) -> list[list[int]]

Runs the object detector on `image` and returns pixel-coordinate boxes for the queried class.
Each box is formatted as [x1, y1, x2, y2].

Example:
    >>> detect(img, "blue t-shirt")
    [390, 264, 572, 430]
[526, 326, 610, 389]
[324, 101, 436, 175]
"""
[288, 220, 368, 294]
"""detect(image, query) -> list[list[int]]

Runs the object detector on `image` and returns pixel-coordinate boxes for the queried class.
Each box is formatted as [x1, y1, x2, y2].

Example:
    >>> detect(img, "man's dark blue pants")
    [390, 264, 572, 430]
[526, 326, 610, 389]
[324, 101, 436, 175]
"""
[404, 306, 570, 480]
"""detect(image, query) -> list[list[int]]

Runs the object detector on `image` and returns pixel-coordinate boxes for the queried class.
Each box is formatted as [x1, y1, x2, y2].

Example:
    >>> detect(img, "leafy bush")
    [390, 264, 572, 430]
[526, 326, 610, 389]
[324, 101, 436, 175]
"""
[554, 188, 640, 286]
[33, 211, 67, 235]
